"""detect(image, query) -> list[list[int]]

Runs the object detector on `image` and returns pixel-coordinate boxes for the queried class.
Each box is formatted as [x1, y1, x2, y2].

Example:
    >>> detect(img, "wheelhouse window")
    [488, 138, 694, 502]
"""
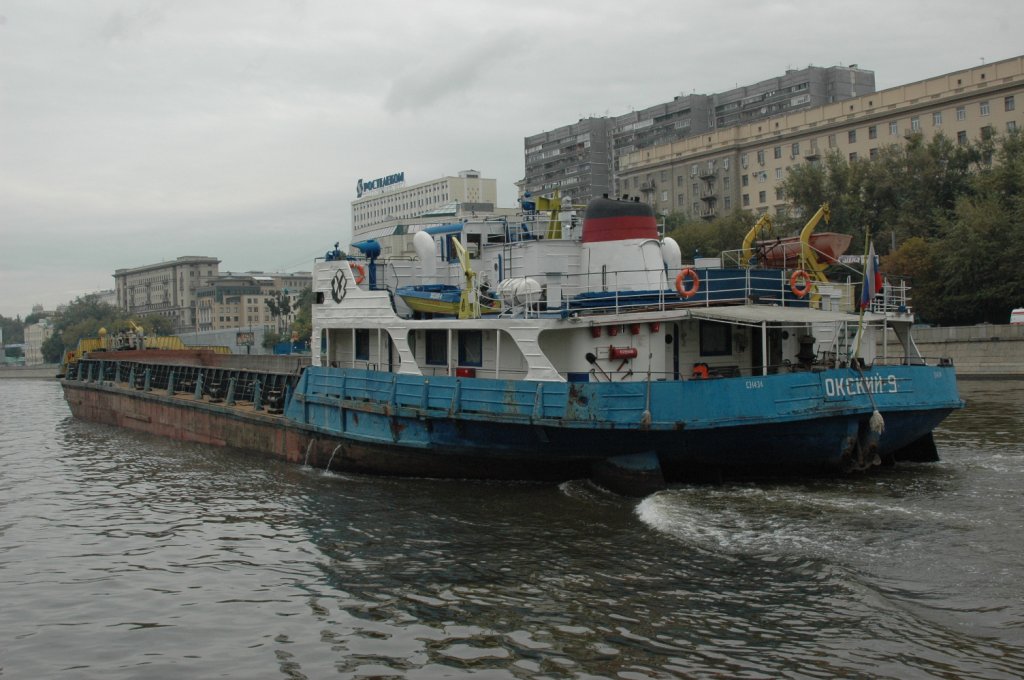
[458, 330, 483, 367]
[425, 330, 447, 366]
[355, 329, 369, 360]
[699, 321, 732, 356]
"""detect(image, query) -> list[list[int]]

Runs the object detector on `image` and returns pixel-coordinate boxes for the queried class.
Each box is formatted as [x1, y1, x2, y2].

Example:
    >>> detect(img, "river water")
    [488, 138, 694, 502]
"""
[1, 379, 1022, 679]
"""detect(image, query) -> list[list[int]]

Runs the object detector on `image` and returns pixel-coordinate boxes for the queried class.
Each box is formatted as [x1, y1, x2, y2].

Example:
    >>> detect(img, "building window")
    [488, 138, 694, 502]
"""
[980, 101, 990, 116]
[724, 196, 732, 210]
[756, 150, 765, 165]
[869, 148, 879, 160]
[425, 330, 447, 366]
[911, 116, 920, 132]
[889, 121, 898, 136]
[692, 182, 699, 195]
[740, 153, 748, 168]
[677, 193, 685, 205]
[1006, 96, 1016, 112]
[742, 194, 750, 207]
[723, 176, 731, 191]
[848, 130, 857, 143]
[692, 202, 700, 215]
[957, 130, 968, 145]
[355, 329, 370, 360]
[774, 146, 782, 159]
[458, 330, 482, 367]
[691, 164, 699, 176]
[933, 111, 942, 126]
[758, 171, 766, 183]
[981, 125, 994, 140]
[660, 190, 668, 202]
[868, 125, 877, 140]
[849, 152, 858, 162]
[775, 167, 783, 180]
[1009, 121, 1018, 132]
[775, 187, 784, 200]
[676, 175, 684, 187]
[723, 157, 730, 170]
[791, 142, 800, 157]
[758, 190, 766, 203]
[660, 170, 668, 182]
[956, 106, 966, 121]
[828, 133, 837, 148]
[741, 174, 749, 187]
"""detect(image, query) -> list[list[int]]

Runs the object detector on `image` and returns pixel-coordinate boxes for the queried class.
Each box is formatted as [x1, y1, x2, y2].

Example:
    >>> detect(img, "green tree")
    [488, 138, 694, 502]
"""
[261, 330, 283, 350]
[924, 129, 1024, 324]
[42, 295, 122, 361]
[137, 314, 175, 336]
[290, 286, 313, 343]
[265, 289, 294, 333]
[1, 315, 25, 345]
[664, 210, 755, 262]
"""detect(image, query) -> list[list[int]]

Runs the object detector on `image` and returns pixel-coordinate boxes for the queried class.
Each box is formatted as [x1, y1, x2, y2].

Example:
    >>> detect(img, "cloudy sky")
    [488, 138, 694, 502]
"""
[1, 1, 1021, 319]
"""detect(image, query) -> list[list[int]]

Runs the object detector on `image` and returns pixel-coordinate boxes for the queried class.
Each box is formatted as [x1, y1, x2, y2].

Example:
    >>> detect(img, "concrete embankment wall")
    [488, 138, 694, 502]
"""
[883, 324, 1024, 379]
[0, 364, 60, 379]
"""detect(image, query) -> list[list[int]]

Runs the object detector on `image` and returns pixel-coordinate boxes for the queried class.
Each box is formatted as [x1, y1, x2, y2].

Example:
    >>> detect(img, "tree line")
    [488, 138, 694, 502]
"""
[0, 287, 316, 363]
[664, 129, 1024, 325]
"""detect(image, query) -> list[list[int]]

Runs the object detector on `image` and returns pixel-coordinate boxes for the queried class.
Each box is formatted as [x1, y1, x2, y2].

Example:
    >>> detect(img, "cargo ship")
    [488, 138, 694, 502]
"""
[62, 196, 963, 494]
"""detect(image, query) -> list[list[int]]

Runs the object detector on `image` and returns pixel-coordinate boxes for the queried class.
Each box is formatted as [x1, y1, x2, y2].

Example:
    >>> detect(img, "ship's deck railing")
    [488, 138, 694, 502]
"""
[65, 359, 302, 411]
[340, 255, 903, 321]
[490, 268, 866, 318]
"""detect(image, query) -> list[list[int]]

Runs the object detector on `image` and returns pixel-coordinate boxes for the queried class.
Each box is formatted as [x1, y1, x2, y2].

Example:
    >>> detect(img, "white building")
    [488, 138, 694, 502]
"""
[24, 319, 53, 365]
[351, 170, 498, 240]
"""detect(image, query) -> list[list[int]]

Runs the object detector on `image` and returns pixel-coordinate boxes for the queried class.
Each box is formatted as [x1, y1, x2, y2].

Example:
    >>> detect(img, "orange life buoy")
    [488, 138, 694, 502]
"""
[351, 263, 366, 284]
[692, 363, 709, 379]
[790, 269, 812, 298]
[675, 268, 700, 298]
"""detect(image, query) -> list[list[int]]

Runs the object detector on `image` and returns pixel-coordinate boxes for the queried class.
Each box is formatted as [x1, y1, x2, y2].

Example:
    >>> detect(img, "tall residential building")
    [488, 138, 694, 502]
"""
[523, 117, 612, 206]
[523, 65, 875, 205]
[114, 256, 221, 332]
[616, 55, 1023, 220]
[709, 65, 875, 129]
[351, 170, 498, 239]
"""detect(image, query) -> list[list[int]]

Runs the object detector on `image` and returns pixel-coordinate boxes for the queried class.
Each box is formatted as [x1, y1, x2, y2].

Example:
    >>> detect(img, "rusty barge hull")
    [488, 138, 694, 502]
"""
[60, 380, 594, 482]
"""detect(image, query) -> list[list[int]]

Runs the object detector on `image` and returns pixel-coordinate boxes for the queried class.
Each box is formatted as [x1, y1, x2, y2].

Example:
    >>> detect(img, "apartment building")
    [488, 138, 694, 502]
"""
[194, 272, 312, 333]
[524, 117, 612, 206]
[352, 170, 498, 239]
[113, 256, 221, 332]
[524, 65, 874, 205]
[617, 56, 1024, 220]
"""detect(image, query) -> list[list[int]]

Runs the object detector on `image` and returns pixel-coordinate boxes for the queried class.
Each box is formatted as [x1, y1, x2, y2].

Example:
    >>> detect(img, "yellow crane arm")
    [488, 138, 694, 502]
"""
[451, 237, 480, 319]
[799, 203, 831, 282]
[741, 213, 773, 267]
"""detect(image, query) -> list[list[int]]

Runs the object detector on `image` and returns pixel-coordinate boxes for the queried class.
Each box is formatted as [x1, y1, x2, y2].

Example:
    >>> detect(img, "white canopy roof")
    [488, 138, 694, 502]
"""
[685, 304, 886, 327]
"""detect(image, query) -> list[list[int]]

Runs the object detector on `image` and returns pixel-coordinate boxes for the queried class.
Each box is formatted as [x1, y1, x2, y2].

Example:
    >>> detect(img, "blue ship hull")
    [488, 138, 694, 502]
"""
[284, 364, 962, 482]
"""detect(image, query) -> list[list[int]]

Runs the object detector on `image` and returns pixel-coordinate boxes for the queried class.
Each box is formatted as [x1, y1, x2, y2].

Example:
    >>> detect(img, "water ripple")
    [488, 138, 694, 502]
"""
[1, 380, 1023, 678]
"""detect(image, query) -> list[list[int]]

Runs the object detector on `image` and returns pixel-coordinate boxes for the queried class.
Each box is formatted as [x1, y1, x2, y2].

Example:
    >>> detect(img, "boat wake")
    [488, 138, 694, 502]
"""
[634, 483, 942, 563]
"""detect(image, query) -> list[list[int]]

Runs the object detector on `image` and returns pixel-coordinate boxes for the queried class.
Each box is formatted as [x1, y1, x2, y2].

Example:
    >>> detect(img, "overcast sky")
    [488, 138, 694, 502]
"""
[1, 1, 1021, 319]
